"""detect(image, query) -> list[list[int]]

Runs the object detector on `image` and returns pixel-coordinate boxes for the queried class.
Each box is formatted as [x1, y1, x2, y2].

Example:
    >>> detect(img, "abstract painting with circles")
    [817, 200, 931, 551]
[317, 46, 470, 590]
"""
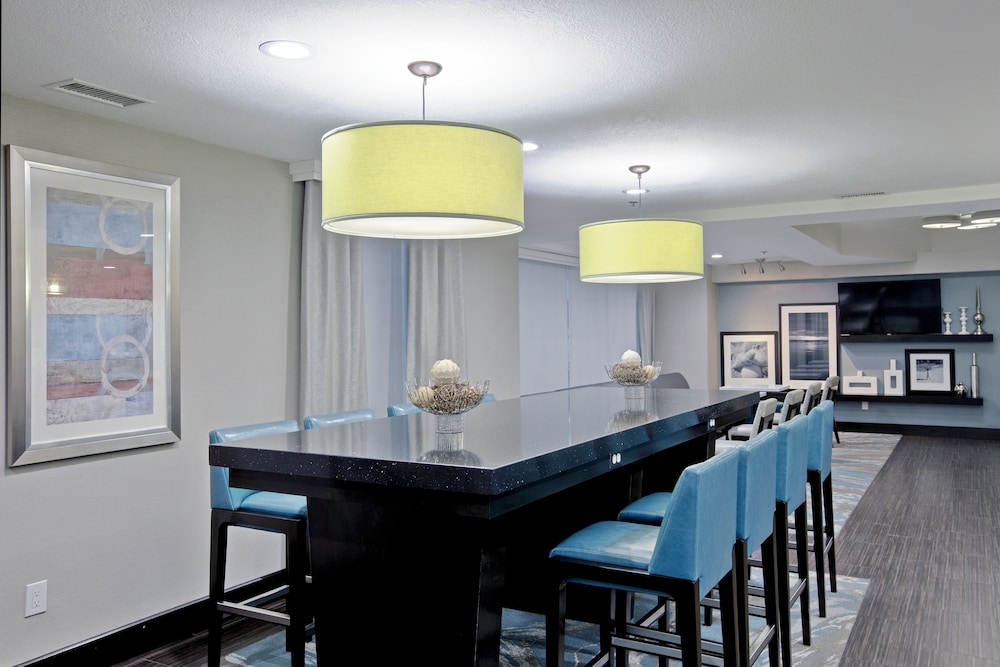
[6, 146, 181, 466]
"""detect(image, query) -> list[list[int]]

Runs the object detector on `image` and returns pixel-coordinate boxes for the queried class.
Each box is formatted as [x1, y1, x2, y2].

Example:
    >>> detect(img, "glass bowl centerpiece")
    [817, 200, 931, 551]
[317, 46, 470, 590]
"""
[406, 359, 490, 433]
[605, 349, 661, 399]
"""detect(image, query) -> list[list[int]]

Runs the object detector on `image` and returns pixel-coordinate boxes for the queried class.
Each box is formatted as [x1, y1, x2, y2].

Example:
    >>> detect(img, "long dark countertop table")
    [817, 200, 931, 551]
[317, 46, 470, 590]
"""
[210, 385, 757, 666]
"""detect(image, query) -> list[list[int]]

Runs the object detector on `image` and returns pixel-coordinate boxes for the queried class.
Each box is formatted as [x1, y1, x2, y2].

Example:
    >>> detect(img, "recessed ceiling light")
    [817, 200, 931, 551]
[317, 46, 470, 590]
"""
[710, 253, 723, 259]
[522, 141, 540, 152]
[259, 41, 312, 60]
[957, 222, 998, 230]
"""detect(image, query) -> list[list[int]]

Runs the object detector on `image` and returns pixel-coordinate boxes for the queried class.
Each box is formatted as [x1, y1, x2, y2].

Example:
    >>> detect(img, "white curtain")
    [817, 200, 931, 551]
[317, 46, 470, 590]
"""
[638, 284, 655, 363]
[406, 240, 466, 381]
[299, 179, 368, 416]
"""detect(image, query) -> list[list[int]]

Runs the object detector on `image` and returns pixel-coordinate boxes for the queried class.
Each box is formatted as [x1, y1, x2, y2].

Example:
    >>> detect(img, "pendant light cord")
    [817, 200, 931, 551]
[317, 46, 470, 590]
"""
[421, 76, 427, 120]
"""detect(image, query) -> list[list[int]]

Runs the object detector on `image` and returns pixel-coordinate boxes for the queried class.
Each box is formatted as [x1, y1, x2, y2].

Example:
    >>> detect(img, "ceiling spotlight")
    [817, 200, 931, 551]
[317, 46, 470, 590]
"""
[259, 40, 312, 59]
[522, 141, 540, 152]
[711, 253, 723, 259]
[740, 264, 747, 275]
[777, 261, 786, 272]
[757, 259, 765, 274]
[921, 215, 962, 229]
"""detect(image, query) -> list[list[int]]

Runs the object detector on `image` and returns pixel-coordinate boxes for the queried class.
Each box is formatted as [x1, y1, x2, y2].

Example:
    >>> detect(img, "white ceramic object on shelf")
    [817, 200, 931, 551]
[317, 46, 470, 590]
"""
[883, 359, 904, 396]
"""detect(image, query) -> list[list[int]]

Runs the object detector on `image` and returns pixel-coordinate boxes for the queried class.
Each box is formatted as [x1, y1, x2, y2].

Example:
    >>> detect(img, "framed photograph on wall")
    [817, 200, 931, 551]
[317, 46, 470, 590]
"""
[779, 303, 838, 390]
[5, 146, 181, 467]
[905, 349, 955, 396]
[720, 331, 780, 387]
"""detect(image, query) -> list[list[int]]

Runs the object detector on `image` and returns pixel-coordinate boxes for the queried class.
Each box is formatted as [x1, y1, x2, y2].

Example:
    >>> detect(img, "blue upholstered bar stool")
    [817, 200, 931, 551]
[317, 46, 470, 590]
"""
[303, 408, 375, 429]
[208, 419, 308, 667]
[768, 414, 812, 666]
[618, 431, 782, 667]
[547, 447, 742, 667]
[806, 400, 837, 617]
[387, 393, 495, 417]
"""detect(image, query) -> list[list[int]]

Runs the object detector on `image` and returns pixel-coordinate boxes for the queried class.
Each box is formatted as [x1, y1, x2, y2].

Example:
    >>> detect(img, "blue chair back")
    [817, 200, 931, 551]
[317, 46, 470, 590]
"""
[387, 402, 422, 417]
[739, 430, 779, 553]
[303, 408, 375, 429]
[807, 400, 835, 477]
[649, 446, 739, 598]
[209, 419, 299, 511]
[773, 415, 808, 507]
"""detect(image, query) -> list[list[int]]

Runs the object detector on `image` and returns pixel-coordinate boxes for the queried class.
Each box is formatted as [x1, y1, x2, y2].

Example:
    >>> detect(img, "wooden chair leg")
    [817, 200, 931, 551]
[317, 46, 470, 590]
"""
[761, 532, 782, 667]
[824, 473, 838, 593]
[809, 469, 827, 617]
[208, 512, 228, 667]
[546, 580, 568, 667]
[675, 582, 704, 667]
[774, 505, 793, 667]
[794, 502, 812, 646]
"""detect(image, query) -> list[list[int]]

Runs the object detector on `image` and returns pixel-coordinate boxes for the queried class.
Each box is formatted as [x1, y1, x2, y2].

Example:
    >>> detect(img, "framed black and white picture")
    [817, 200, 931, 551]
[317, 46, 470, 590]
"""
[720, 331, 780, 387]
[905, 349, 955, 396]
[779, 303, 838, 390]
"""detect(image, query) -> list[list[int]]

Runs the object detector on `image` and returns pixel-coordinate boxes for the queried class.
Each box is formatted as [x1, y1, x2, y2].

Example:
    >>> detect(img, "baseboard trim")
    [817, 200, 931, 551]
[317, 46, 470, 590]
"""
[841, 423, 1000, 440]
[17, 572, 286, 667]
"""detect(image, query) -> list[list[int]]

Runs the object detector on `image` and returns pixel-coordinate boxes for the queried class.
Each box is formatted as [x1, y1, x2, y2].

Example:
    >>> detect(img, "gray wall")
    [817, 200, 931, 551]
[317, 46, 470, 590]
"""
[717, 272, 1000, 430]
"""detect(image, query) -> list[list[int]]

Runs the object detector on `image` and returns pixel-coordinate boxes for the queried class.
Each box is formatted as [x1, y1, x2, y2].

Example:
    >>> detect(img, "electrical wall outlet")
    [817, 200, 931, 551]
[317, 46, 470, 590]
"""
[25, 580, 47, 617]
[861, 401, 869, 411]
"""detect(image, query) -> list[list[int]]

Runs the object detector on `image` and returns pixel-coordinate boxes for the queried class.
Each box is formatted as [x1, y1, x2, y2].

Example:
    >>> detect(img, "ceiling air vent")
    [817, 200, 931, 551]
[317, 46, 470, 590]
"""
[836, 191, 887, 199]
[46, 79, 151, 108]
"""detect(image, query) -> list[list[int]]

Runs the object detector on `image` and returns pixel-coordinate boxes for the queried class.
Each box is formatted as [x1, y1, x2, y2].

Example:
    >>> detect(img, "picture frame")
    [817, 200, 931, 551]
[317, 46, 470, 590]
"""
[779, 303, 838, 390]
[720, 331, 780, 387]
[5, 146, 181, 466]
[905, 349, 955, 396]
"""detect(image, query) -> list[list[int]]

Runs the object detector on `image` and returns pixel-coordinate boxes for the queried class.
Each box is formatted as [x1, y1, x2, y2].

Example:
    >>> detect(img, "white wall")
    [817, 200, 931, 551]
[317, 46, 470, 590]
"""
[1, 94, 300, 666]
[652, 277, 717, 389]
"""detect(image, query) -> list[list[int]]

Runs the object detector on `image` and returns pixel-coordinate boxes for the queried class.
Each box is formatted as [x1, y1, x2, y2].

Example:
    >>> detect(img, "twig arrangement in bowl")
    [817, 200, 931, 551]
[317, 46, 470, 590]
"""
[406, 359, 490, 433]
[605, 350, 661, 398]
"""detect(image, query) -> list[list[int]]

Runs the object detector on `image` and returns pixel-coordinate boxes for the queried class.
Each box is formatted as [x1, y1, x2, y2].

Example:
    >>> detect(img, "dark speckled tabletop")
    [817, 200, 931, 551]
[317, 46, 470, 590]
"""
[210, 386, 757, 501]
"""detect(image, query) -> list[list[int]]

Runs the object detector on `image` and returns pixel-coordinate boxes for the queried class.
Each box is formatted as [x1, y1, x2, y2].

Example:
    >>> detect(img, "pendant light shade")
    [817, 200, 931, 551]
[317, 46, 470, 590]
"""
[321, 121, 523, 238]
[579, 218, 704, 283]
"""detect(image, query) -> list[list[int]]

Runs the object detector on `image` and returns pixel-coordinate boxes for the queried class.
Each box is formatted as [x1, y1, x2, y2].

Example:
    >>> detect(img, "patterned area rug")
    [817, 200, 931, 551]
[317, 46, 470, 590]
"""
[224, 432, 899, 666]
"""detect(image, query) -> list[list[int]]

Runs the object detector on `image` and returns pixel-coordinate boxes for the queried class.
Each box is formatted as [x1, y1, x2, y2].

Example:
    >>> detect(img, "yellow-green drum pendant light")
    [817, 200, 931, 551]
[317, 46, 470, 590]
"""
[579, 166, 703, 283]
[322, 62, 524, 239]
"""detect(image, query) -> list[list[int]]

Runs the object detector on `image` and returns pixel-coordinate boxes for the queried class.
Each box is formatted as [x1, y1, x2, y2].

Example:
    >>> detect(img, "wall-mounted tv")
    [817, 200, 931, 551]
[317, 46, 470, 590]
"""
[837, 278, 942, 336]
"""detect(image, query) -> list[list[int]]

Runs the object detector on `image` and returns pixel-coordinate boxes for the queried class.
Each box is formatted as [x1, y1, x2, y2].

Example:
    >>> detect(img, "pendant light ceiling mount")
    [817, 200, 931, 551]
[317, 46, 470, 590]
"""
[321, 61, 524, 240]
[578, 165, 704, 284]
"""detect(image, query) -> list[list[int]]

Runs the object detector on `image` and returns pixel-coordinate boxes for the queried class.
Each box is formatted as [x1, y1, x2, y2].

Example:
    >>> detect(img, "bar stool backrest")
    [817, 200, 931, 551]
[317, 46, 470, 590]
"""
[801, 382, 824, 415]
[650, 446, 739, 598]
[739, 430, 779, 553]
[303, 408, 375, 429]
[773, 415, 808, 508]
[209, 419, 300, 511]
[751, 397, 779, 437]
[806, 400, 835, 477]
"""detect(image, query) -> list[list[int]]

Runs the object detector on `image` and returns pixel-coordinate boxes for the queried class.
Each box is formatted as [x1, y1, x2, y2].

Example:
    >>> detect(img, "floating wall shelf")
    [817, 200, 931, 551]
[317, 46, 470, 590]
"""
[838, 334, 993, 343]
[839, 395, 984, 406]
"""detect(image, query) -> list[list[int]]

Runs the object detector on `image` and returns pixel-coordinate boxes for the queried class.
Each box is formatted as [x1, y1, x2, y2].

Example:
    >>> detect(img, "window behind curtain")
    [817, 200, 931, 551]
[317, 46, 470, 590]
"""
[519, 259, 639, 395]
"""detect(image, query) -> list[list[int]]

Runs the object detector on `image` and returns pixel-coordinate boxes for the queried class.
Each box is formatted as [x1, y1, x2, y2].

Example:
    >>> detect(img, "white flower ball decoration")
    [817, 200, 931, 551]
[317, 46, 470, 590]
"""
[621, 349, 642, 368]
[430, 358, 461, 385]
[643, 364, 658, 381]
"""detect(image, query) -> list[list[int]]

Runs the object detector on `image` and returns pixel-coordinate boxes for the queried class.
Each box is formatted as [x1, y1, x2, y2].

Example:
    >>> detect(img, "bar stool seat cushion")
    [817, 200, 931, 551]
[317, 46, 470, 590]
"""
[550, 520, 660, 571]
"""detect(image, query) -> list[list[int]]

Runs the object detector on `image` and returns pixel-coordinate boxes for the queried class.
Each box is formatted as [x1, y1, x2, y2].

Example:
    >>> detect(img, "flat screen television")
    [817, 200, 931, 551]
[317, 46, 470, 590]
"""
[837, 278, 942, 336]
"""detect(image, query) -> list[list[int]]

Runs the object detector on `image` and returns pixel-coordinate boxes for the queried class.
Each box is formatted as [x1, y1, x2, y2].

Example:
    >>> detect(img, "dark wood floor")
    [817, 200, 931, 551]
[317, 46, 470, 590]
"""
[837, 435, 1000, 667]
[114, 434, 1000, 666]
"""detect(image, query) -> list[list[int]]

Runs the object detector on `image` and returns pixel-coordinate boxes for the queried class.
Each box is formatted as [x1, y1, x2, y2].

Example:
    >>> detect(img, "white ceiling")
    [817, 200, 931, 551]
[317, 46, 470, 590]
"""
[3, 0, 999, 271]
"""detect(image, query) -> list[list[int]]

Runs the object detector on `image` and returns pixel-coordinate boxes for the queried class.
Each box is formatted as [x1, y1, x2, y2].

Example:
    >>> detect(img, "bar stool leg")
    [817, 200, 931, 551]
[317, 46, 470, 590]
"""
[809, 469, 828, 617]
[824, 473, 838, 593]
